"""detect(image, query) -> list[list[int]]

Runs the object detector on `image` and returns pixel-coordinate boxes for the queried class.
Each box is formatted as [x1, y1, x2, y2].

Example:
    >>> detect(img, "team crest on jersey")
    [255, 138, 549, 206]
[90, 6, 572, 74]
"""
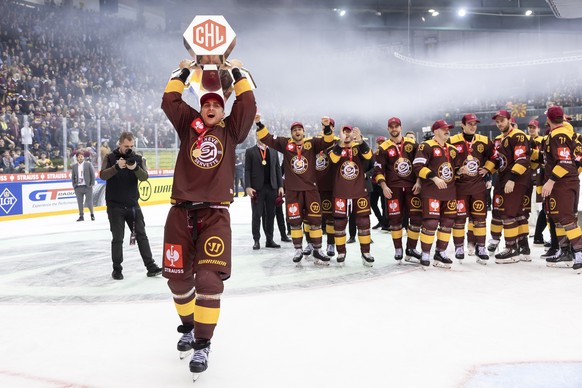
[404, 143, 413, 153]
[433, 147, 442, 157]
[557, 147, 572, 161]
[493, 194, 503, 210]
[450, 149, 456, 158]
[388, 199, 401, 215]
[316, 153, 330, 171]
[164, 243, 183, 272]
[498, 154, 508, 172]
[388, 148, 397, 157]
[286, 143, 296, 152]
[190, 135, 224, 169]
[340, 161, 359, 180]
[303, 142, 312, 150]
[464, 158, 480, 176]
[438, 162, 454, 182]
[456, 144, 464, 153]
[394, 158, 412, 177]
[291, 155, 308, 174]
[503, 138, 509, 148]
[477, 144, 484, 153]
[428, 199, 440, 215]
[341, 149, 348, 157]
[352, 148, 359, 156]
[514, 146, 526, 160]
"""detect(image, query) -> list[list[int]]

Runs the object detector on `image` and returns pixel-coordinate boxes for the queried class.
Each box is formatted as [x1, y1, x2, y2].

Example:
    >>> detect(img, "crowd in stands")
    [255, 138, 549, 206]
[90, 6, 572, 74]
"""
[0, 0, 580, 174]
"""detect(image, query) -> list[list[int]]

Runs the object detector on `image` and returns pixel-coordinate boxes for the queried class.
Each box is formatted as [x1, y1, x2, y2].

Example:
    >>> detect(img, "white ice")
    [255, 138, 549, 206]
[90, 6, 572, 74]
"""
[1, 199, 582, 388]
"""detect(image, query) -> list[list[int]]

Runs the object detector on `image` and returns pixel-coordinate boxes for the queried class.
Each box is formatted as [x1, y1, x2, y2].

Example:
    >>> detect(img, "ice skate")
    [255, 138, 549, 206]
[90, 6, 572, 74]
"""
[177, 325, 194, 360]
[467, 242, 475, 256]
[361, 252, 375, 267]
[326, 244, 336, 257]
[487, 239, 499, 253]
[419, 252, 430, 270]
[190, 340, 210, 382]
[573, 251, 582, 274]
[518, 244, 531, 262]
[433, 251, 452, 269]
[541, 247, 560, 259]
[302, 243, 313, 257]
[455, 246, 465, 262]
[494, 247, 520, 264]
[404, 248, 422, 264]
[292, 248, 303, 264]
[394, 248, 403, 263]
[546, 248, 573, 268]
[313, 248, 330, 266]
[336, 252, 346, 266]
[476, 246, 489, 265]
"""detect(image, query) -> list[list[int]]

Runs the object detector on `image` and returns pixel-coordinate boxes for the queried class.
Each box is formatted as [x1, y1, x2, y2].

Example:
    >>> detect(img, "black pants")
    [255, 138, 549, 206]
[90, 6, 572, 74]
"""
[370, 185, 386, 226]
[107, 205, 155, 271]
[251, 186, 276, 242]
[275, 204, 287, 238]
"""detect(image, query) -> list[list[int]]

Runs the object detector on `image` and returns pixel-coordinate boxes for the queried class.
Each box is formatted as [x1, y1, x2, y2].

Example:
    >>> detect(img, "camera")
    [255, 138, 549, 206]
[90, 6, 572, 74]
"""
[115, 148, 136, 166]
[124, 149, 136, 166]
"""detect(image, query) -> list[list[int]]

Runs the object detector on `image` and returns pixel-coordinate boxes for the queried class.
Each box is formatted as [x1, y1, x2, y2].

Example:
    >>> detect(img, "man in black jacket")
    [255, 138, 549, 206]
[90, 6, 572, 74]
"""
[245, 129, 284, 249]
[100, 131, 162, 280]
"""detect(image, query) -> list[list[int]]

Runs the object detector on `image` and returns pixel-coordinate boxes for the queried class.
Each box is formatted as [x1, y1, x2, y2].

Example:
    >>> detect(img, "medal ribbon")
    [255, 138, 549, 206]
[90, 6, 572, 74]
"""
[464, 139, 473, 158]
[395, 141, 404, 158]
[195, 128, 208, 152]
[347, 146, 353, 162]
[259, 146, 267, 164]
[441, 144, 450, 164]
[296, 144, 302, 162]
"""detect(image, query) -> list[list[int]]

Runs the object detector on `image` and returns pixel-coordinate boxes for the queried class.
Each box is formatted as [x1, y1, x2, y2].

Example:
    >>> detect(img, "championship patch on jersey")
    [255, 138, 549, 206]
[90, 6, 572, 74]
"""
[428, 199, 440, 216]
[457, 199, 467, 216]
[287, 202, 300, 219]
[438, 162, 454, 182]
[394, 158, 412, 177]
[557, 147, 572, 161]
[387, 199, 401, 215]
[164, 243, 184, 273]
[190, 135, 224, 169]
[513, 145, 526, 160]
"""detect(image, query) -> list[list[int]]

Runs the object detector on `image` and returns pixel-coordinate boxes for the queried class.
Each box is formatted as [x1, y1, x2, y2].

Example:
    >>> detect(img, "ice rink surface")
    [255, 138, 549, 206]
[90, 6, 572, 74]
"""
[1, 198, 582, 388]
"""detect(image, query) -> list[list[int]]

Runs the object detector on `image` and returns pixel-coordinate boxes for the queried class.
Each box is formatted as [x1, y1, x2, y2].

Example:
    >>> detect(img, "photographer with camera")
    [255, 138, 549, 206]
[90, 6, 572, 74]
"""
[100, 131, 162, 280]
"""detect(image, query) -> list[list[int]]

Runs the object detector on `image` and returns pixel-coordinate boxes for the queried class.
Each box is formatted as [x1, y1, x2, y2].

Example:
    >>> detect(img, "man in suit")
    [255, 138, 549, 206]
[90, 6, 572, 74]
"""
[245, 135, 284, 249]
[71, 152, 95, 221]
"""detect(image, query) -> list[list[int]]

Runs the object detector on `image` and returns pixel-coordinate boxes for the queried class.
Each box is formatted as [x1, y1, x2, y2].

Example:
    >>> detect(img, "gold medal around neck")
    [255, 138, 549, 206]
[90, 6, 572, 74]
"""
[466, 155, 474, 161]
[296, 160, 304, 168]
[396, 157, 405, 164]
[192, 148, 202, 158]
[262, 160, 267, 166]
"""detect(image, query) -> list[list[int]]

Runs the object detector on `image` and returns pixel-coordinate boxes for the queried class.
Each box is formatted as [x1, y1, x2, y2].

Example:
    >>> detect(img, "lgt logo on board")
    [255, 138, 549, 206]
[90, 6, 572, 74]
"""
[0, 188, 17, 214]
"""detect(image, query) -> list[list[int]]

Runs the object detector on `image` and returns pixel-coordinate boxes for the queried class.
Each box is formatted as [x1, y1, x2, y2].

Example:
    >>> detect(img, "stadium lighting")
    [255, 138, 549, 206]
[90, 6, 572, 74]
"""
[421, 16, 426, 22]
[339, 9, 346, 16]
[525, 10, 533, 16]
[458, 8, 467, 17]
[431, 11, 439, 16]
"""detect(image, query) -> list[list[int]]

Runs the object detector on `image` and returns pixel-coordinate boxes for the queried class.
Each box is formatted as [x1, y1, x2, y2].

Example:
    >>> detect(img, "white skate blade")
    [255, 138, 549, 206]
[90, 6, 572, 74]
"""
[404, 256, 420, 264]
[476, 258, 488, 265]
[192, 372, 201, 382]
[179, 349, 192, 360]
[362, 259, 374, 267]
[494, 257, 520, 264]
[577, 268, 582, 275]
[520, 255, 532, 262]
[314, 259, 330, 266]
[457, 259, 464, 264]
[467, 247, 475, 256]
[546, 262, 573, 268]
[433, 261, 452, 269]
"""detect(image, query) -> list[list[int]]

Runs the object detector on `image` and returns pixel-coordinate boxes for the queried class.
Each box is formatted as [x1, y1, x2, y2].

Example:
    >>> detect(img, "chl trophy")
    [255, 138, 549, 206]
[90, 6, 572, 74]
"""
[182, 15, 256, 105]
